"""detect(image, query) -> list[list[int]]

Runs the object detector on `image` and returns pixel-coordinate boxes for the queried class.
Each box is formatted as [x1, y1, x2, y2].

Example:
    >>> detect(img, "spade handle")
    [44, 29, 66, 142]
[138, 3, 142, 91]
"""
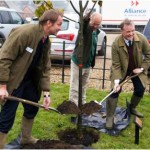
[99, 73, 141, 104]
[5, 96, 60, 114]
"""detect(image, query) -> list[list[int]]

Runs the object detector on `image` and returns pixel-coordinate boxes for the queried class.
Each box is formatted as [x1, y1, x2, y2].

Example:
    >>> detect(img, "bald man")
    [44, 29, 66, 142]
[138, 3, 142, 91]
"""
[69, 12, 102, 106]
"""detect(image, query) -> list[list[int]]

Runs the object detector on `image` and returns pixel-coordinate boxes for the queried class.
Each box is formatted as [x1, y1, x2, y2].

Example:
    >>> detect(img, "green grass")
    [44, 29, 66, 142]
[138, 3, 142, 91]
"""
[7, 83, 150, 149]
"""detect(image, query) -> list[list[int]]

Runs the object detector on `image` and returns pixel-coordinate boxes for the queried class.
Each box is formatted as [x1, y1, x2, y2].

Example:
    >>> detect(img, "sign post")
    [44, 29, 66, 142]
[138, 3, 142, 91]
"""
[133, 116, 142, 145]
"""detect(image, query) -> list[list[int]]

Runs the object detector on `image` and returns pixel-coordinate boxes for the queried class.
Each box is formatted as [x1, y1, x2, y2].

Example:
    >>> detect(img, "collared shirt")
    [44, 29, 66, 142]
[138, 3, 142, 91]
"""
[124, 38, 132, 46]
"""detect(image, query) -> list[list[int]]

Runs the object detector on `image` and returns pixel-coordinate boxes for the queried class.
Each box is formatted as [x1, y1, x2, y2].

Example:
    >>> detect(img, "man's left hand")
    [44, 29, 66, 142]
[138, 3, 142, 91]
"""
[43, 91, 51, 109]
[43, 96, 51, 109]
[133, 68, 144, 74]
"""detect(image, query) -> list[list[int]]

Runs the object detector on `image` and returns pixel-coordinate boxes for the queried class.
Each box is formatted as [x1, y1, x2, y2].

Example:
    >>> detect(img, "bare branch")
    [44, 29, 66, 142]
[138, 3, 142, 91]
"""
[83, 1, 89, 12]
[43, 0, 51, 7]
[69, 1, 80, 15]
[89, 2, 97, 14]
[63, 15, 80, 24]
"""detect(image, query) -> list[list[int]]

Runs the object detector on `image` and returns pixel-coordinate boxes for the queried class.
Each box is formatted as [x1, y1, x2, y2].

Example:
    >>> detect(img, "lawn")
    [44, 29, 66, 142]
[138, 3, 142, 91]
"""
[7, 83, 150, 149]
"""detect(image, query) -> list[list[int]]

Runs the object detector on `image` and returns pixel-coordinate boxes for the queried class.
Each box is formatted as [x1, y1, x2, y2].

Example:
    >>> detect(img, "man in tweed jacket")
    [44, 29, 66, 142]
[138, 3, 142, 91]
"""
[0, 9, 63, 148]
[106, 18, 150, 130]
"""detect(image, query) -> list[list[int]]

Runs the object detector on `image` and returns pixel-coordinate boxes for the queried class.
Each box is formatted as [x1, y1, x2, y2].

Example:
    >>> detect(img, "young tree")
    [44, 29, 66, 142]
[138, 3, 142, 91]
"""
[33, 0, 102, 139]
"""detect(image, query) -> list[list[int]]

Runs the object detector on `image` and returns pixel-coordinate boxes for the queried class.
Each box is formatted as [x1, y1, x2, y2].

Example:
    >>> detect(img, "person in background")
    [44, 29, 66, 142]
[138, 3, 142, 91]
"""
[106, 18, 150, 130]
[0, 9, 63, 148]
[69, 12, 102, 106]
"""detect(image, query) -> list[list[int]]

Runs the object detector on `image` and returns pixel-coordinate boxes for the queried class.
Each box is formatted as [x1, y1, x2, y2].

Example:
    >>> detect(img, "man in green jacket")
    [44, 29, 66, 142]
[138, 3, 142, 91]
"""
[106, 18, 150, 130]
[69, 12, 102, 106]
[0, 9, 63, 148]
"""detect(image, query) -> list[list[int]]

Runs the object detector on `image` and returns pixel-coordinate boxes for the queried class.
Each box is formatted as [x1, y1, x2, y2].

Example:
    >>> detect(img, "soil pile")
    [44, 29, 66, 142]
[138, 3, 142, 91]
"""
[57, 100, 102, 115]
[82, 101, 102, 115]
[20, 139, 85, 149]
[57, 100, 80, 114]
[58, 128, 100, 146]
[20, 128, 100, 149]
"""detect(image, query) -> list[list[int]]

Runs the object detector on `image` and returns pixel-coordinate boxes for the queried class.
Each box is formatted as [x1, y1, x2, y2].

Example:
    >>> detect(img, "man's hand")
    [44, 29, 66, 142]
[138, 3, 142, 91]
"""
[0, 84, 8, 103]
[133, 68, 144, 74]
[113, 83, 121, 93]
[43, 91, 51, 109]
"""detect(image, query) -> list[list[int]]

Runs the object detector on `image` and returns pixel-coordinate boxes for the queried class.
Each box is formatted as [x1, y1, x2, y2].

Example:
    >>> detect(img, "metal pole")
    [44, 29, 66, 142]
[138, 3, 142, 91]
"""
[135, 125, 139, 144]
[62, 41, 65, 83]
[102, 45, 107, 89]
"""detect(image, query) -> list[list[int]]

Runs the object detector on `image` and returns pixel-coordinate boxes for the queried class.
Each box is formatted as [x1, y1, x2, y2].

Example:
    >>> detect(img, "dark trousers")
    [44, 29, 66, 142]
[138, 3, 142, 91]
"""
[111, 76, 145, 98]
[0, 80, 39, 133]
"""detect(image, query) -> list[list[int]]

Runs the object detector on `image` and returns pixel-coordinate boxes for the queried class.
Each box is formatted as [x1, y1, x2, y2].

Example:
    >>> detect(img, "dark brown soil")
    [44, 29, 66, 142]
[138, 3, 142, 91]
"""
[20, 139, 86, 149]
[57, 100, 80, 114]
[81, 101, 102, 115]
[57, 100, 102, 115]
[58, 128, 100, 146]
[20, 128, 99, 149]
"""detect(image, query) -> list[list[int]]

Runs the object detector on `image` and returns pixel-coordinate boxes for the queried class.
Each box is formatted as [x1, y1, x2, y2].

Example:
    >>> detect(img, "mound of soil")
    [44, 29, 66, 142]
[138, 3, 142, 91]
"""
[21, 128, 99, 149]
[81, 101, 102, 115]
[58, 128, 100, 146]
[57, 100, 80, 114]
[57, 100, 102, 115]
[21, 139, 86, 149]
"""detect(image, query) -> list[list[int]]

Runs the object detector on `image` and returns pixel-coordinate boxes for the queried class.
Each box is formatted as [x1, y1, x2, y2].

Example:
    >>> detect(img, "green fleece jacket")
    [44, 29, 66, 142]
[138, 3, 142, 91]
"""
[71, 14, 100, 68]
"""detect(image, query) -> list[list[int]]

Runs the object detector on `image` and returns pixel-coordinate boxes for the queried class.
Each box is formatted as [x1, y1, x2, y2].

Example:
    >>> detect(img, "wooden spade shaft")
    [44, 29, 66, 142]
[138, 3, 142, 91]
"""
[98, 73, 141, 105]
[5, 95, 60, 114]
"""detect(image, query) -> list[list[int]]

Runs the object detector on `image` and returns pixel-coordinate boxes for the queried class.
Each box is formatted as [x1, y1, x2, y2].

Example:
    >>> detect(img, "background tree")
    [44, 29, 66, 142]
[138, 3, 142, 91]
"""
[33, 0, 63, 17]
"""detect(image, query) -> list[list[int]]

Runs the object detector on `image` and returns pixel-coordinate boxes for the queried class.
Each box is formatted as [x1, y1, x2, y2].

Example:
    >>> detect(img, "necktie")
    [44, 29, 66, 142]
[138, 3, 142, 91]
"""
[128, 40, 132, 47]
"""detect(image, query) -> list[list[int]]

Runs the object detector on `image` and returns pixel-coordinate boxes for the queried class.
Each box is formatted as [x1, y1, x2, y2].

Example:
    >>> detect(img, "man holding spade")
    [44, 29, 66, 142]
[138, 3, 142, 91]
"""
[106, 18, 150, 130]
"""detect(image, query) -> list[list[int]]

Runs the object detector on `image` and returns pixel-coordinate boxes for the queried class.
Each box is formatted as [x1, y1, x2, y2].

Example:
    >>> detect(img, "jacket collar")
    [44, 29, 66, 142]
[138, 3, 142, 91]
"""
[96, 29, 100, 35]
[118, 31, 140, 47]
[38, 24, 45, 37]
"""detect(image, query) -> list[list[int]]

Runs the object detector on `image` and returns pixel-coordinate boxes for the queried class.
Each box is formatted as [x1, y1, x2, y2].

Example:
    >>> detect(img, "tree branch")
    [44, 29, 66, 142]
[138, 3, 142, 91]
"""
[83, 1, 89, 12]
[63, 15, 80, 24]
[70, 1, 80, 15]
